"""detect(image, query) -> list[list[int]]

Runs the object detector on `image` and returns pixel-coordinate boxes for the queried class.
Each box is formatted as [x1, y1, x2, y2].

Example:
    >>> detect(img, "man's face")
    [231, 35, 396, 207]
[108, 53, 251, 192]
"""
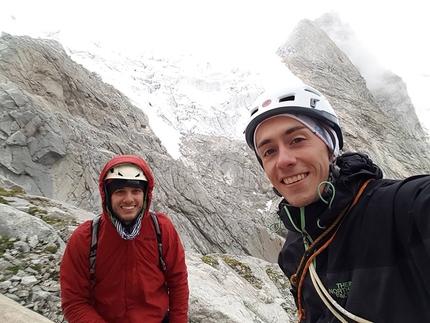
[255, 116, 332, 207]
[110, 186, 144, 224]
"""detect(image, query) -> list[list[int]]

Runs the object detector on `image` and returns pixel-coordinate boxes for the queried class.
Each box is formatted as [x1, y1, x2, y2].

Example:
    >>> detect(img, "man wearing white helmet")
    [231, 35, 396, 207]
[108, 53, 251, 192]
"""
[60, 155, 189, 323]
[244, 84, 430, 322]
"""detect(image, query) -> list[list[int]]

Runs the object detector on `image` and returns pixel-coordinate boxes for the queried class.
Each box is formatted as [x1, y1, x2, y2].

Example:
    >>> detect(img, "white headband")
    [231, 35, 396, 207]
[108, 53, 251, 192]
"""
[253, 113, 340, 157]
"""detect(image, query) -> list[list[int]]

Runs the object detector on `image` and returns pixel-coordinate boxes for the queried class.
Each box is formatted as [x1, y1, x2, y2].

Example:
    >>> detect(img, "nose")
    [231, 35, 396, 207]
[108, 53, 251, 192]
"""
[123, 191, 134, 203]
[276, 146, 296, 169]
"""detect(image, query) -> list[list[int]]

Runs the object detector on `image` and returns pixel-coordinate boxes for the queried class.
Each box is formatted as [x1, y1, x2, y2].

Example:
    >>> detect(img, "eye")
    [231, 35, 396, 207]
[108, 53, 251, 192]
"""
[113, 189, 125, 195]
[262, 148, 276, 157]
[291, 137, 306, 144]
[132, 188, 143, 194]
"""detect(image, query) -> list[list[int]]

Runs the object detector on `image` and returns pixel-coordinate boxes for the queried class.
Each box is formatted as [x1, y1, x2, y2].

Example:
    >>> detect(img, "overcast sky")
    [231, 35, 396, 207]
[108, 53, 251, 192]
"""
[1, 0, 429, 132]
[2, 1, 428, 72]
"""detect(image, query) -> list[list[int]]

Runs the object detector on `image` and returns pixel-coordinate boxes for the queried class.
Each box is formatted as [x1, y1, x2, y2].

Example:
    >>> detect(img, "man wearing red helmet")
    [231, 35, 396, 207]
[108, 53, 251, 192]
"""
[244, 84, 430, 322]
[60, 155, 189, 323]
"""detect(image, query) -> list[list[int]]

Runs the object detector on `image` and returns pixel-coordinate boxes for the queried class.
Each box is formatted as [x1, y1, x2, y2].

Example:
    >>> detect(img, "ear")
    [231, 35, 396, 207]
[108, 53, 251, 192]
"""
[326, 147, 336, 163]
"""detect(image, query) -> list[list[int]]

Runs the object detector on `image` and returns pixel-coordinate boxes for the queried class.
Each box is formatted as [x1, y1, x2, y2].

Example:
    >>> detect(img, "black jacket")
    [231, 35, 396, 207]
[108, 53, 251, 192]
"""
[278, 152, 430, 322]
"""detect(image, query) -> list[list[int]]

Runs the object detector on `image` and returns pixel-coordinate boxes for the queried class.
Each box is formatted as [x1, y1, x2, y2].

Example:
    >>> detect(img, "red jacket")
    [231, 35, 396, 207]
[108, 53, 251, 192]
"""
[60, 155, 189, 322]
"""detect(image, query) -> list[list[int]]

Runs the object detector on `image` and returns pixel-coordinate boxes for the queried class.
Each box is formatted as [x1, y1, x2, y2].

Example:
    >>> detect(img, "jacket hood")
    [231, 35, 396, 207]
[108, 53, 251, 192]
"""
[99, 155, 154, 215]
[334, 152, 383, 187]
[278, 152, 383, 235]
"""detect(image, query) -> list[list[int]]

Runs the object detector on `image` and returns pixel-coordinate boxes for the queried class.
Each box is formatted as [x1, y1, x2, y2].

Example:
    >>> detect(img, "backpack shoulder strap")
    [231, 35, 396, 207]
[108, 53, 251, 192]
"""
[149, 210, 167, 272]
[89, 214, 101, 285]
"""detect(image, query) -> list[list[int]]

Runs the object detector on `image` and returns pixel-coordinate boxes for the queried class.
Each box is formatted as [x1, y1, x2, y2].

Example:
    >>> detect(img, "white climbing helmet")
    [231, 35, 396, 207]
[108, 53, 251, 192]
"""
[104, 163, 147, 182]
[244, 84, 343, 153]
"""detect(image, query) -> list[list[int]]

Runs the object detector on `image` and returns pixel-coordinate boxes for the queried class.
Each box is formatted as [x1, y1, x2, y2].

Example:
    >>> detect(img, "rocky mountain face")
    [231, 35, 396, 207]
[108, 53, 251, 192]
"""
[1, 13, 429, 323]
[0, 32, 283, 262]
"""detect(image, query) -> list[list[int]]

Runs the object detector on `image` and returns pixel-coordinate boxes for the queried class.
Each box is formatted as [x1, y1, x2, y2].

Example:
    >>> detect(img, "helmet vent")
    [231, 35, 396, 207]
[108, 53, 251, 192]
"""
[250, 106, 259, 117]
[310, 98, 320, 108]
[279, 95, 295, 103]
[305, 87, 321, 96]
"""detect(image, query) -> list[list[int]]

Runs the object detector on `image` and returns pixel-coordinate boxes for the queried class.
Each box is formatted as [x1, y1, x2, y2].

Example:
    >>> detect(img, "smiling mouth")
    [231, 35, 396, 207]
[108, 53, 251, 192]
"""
[282, 173, 307, 184]
[121, 206, 135, 210]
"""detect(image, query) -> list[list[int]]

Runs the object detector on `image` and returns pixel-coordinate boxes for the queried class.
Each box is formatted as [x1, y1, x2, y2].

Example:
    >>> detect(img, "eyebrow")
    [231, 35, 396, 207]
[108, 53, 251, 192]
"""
[256, 125, 307, 150]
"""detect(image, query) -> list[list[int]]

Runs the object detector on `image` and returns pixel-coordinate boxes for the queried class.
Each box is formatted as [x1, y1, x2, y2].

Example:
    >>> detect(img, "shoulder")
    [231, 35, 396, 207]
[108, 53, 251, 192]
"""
[363, 176, 430, 223]
[150, 211, 181, 237]
[399, 174, 430, 188]
[67, 220, 93, 245]
[62, 220, 93, 262]
[369, 175, 430, 196]
[151, 211, 174, 226]
[395, 175, 430, 203]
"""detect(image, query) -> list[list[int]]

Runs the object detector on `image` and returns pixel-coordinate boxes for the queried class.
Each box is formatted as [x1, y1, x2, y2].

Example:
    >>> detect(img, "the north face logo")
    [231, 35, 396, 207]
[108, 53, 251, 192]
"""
[328, 281, 351, 299]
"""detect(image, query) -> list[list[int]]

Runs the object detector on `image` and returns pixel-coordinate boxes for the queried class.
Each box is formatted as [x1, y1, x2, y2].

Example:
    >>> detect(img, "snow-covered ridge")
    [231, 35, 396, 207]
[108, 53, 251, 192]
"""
[63, 40, 297, 159]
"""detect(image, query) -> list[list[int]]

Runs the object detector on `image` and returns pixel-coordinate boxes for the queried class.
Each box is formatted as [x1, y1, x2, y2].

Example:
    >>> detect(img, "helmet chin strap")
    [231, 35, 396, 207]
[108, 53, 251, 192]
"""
[321, 162, 340, 198]
[273, 186, 283, 197]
